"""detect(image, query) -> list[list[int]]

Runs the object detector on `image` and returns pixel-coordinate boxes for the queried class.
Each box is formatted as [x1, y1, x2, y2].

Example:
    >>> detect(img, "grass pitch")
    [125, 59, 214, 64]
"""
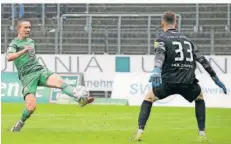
[1, 103, 231, 144]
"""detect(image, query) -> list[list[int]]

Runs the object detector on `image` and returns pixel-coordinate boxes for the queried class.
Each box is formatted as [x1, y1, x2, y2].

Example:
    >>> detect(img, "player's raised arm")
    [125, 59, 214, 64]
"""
[193, 44, 227, 94]
[7, 44, 32, 61]
[193, 45, 216, 77]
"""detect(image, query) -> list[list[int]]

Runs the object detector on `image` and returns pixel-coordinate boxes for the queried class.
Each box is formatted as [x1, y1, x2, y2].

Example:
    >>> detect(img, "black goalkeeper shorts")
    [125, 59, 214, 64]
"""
[153, 81, 201, 103]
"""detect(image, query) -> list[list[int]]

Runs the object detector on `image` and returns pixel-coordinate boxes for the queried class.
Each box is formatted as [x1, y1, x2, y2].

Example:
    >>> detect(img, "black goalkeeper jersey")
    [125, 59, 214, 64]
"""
[154, 29, 200, 84]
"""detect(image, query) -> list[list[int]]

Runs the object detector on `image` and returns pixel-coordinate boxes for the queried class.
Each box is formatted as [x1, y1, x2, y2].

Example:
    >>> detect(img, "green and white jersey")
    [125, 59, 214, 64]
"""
[7, 37, 44, 79]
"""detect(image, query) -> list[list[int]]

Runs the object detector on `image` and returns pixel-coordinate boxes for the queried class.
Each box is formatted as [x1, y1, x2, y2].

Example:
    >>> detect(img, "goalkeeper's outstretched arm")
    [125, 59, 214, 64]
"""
[193, 43, 227, 94]
[193, 45, 217, 78]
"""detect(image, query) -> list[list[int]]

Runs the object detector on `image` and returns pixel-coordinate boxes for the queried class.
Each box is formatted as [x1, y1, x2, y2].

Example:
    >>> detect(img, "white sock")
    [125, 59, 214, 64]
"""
[138, 129, 144, 133]
[199, 131, 206, 136]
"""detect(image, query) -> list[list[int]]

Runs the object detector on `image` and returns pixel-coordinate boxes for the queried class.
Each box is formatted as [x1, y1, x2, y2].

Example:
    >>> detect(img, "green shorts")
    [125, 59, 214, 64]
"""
[21, 69, 53, 98]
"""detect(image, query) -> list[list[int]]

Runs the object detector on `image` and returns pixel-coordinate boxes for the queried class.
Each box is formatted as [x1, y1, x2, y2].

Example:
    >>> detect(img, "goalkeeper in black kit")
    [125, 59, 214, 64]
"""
[131, 11, 227, 142]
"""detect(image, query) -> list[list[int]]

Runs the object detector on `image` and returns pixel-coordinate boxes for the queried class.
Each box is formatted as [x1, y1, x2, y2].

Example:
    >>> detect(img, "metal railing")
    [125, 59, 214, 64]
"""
[7, 4, 230, 31]
[228, 3, 230, 31]
[59, 13, 182, 54]
[1, 25, 231, 55]
[2, 4, 230, 55]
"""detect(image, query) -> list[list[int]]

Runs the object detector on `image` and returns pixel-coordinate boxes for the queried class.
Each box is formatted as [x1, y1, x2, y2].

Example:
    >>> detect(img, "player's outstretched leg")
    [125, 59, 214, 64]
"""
[195, 93, 208, 142]
[131, 90, 158, 141]
[45, 73, 94, 107]
[11, 94, 36, 132]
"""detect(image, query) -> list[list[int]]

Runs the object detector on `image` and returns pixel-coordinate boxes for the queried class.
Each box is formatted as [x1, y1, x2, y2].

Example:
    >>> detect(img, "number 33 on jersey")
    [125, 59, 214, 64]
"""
[153, 29, 198, 84]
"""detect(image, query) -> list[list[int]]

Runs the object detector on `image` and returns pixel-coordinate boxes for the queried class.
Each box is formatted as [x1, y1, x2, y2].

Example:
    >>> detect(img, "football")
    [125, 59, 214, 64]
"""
[73, 85, 90, 99]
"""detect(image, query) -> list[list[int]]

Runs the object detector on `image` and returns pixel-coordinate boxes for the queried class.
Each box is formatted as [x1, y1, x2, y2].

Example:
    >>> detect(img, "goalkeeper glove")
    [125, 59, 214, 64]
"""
[149, 67, 162, 88]
[212, 75, 227, 94]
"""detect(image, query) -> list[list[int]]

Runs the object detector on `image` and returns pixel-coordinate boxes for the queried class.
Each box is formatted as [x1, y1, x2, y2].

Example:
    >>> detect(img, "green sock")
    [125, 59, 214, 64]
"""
[21, 108, 33, 122]
[61, 83, 75, 98]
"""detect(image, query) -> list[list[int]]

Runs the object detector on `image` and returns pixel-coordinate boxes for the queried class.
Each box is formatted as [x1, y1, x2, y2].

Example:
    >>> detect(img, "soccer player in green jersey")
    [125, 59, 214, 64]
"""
[7, 19, 94, 132]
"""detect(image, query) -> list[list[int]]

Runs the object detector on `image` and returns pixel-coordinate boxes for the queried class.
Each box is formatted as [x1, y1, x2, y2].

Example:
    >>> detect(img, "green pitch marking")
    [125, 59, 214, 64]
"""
[2, 103, 231, 144]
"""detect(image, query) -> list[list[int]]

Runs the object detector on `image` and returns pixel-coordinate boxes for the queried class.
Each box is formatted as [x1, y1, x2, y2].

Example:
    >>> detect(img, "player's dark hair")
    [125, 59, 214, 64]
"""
[162, 11, 176, 24]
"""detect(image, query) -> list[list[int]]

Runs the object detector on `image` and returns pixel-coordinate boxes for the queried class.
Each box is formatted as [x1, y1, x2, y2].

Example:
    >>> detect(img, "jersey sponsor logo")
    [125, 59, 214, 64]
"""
[171, 63, 194, 69]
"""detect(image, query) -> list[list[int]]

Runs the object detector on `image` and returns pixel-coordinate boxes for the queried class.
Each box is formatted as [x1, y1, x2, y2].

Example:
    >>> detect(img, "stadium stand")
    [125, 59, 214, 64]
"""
[1, 3, 231, 98]
[1, 3, 231, 55]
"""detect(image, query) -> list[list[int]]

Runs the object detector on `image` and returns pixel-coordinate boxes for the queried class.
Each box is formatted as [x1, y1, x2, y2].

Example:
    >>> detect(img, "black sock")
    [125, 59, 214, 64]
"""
[138, 100, 153, 130]
[195, 99, 206, 131]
